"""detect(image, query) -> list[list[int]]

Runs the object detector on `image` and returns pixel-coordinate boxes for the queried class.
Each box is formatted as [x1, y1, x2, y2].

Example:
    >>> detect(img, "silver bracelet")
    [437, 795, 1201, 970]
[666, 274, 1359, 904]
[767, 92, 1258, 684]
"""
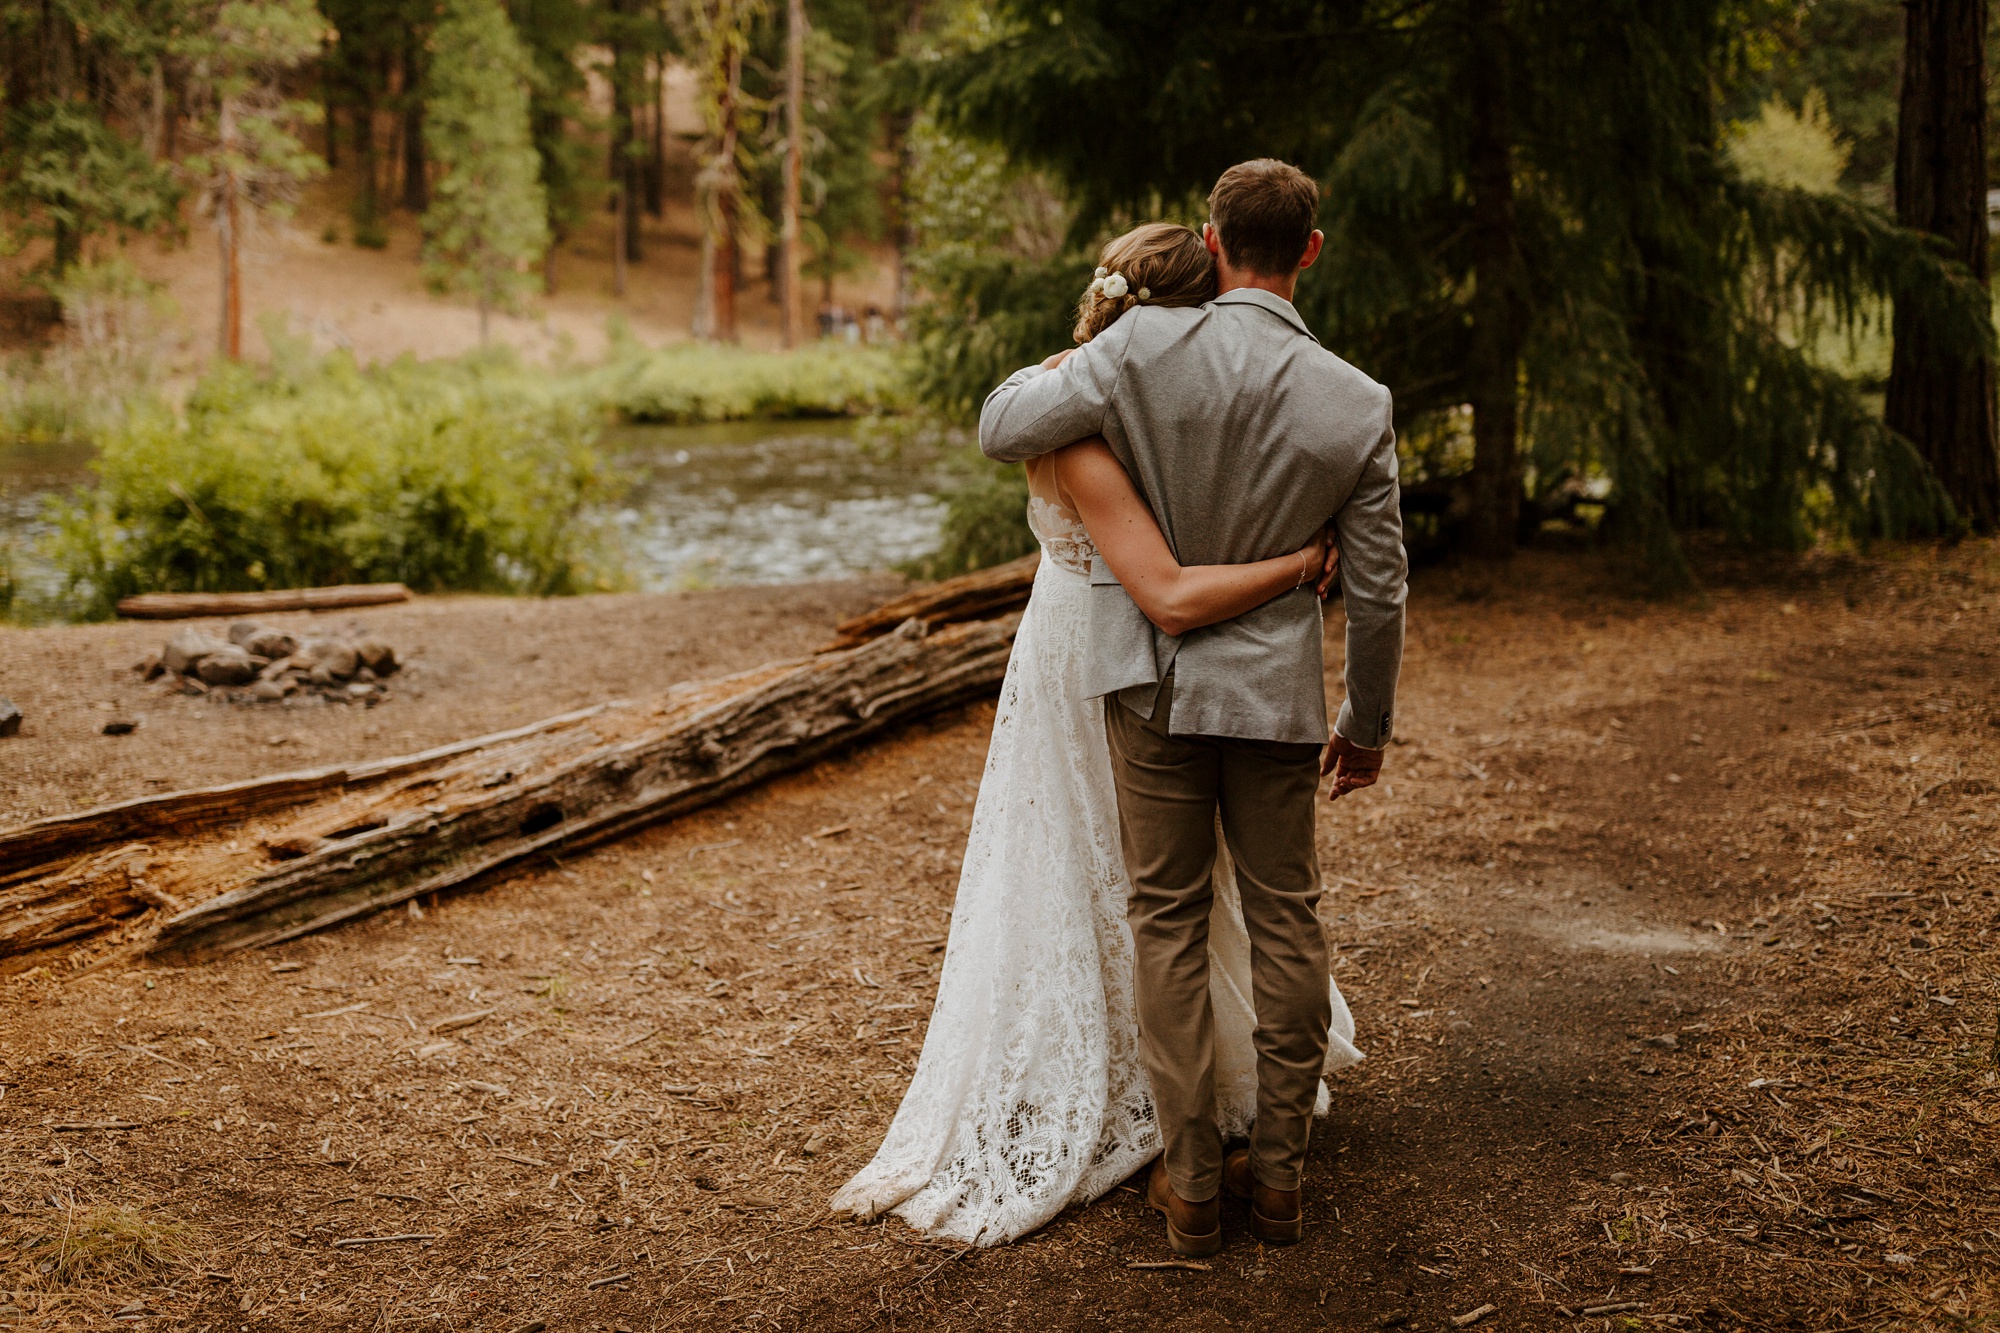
[1298, 550, 1312, 588]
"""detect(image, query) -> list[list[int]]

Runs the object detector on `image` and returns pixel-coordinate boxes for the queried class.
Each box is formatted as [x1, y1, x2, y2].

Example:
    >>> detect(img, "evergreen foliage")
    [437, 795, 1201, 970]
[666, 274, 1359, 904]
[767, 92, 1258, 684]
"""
[911, 0, 1996, 579]
[421, 0, 550, 338]
[1, 102, 179, 273]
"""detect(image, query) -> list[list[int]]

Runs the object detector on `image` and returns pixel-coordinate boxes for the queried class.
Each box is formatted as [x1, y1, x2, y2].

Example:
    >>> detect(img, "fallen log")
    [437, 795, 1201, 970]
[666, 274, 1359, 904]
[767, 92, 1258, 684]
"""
[116, 582, 412, 619]
[149, 615, 1017, 962]
[819, 553, 1039, 651]
[0, 704, 619, 885]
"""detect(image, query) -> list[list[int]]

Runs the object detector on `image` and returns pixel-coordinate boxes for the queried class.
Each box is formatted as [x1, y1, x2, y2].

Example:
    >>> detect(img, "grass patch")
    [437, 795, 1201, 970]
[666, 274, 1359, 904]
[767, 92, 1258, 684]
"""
[585, 336, 907, 424]
[4, 1201, 190, 1287]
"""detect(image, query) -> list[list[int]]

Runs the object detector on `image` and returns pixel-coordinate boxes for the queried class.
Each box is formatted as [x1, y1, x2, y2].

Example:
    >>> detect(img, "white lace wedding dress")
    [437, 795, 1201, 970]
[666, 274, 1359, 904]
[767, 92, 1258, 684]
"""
[829, 495, 1364, 1246]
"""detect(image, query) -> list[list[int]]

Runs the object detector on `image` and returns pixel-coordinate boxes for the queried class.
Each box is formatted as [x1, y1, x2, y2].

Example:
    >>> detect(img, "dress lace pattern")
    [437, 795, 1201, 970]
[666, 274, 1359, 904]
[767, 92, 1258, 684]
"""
[829, 503, 1363, 1246]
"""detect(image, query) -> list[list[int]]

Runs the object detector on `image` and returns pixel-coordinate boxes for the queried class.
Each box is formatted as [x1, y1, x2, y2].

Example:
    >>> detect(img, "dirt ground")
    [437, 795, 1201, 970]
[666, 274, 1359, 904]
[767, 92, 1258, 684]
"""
[0, 577, 898, 827]
[2, 543, 1996, 1333]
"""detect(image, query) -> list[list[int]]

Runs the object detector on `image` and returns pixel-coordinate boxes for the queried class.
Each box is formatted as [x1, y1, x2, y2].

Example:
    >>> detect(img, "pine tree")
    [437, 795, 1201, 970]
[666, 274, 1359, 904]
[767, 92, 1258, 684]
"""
[915, 0, 1995, 579]
[180, 0, 326, 358]
[0, 0, 180, 274]
[687, 0, 764, 341]
[421, 0, 549, 343]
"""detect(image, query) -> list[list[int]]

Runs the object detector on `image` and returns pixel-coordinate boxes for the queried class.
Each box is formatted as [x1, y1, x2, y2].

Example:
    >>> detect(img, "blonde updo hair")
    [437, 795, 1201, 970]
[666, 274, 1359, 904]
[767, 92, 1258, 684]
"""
[1072, 222, 1218, 343]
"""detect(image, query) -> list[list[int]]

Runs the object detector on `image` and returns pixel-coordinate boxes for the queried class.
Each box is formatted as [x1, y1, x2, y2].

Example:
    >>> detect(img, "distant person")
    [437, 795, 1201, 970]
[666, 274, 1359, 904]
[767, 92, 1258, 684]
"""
[834, 160, 1405, 1253]
[816, 302, 837, 339]
[862, 304, 886, 344]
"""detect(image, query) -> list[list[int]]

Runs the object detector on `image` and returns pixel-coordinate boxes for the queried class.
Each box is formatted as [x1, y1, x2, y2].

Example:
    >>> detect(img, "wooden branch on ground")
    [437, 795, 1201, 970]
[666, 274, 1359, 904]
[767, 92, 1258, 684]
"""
[148, 615, 1017, 962]
[0, 705, 619, 885]
[819, 554, 1039, 651]
[115, 583, 413, 619]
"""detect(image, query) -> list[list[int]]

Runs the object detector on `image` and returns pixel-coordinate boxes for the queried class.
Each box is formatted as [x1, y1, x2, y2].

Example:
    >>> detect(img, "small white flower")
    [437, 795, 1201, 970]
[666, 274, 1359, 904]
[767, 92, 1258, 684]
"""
[1101, 272, 1129, 300]
[1094, 266, 1109, 279]
[1087, 277, 1105, 297]
[1137, 287, 1151, 301]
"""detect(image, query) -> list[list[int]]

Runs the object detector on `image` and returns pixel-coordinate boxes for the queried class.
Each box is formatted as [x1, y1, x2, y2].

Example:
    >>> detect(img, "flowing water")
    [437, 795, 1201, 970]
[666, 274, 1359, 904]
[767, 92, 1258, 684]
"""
[0, 420, 953, 613]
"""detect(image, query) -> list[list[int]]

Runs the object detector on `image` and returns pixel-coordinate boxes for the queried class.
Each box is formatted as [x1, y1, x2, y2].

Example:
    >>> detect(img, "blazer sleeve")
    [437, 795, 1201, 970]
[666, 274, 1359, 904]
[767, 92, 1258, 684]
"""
[1331, 387, 1408, 750]
[977, 319, 1133, 463]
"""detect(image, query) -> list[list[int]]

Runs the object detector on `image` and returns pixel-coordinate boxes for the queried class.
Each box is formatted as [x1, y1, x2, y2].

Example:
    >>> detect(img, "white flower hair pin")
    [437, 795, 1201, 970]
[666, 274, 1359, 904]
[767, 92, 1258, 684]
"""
[1088, 268, 1144, 302]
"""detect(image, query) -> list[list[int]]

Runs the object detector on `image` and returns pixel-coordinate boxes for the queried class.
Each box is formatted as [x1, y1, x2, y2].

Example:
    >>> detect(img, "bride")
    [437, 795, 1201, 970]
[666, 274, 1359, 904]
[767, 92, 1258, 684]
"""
[831, 223, 1363, 1246]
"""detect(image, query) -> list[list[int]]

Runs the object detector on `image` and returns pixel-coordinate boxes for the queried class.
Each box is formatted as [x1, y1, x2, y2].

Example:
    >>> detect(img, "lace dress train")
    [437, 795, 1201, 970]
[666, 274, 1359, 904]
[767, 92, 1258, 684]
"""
[829, 498, 1363, 1246]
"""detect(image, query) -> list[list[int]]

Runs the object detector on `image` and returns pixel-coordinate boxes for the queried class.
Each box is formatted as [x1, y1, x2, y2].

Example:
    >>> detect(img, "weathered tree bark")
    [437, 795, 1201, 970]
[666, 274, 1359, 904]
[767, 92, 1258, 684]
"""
[1886, 0, 2000, 533]
[1464, 0, 1527, 558]
[116, 582, 411, 619]
[148, 617, 1016, 961]
[819, 553, 1039, 651]
[0, 705, 615, 886]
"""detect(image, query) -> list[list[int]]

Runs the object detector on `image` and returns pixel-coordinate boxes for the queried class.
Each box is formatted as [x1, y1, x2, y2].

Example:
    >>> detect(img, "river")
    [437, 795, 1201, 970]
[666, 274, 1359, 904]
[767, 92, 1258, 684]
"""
[0, 420, 953, 611]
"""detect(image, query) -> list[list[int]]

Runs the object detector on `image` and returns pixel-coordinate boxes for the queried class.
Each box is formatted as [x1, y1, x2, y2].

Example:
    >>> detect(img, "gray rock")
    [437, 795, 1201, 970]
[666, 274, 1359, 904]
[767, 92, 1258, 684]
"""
[135, 652, 164, 680]
[250, 679, 289, 702]
[246, 629, 298, 660]
[1642, 1032, 1680, 1051]
[307, 662, 337, 687]
[345, 682, 376, 698]
[195, 646, 260, 687]
[226, 621, 267, 648]
[162, 628, 229, 676]
[300, 638, 359, 680]
[356, 639, 398, 674]
[0, 698, 20, 737]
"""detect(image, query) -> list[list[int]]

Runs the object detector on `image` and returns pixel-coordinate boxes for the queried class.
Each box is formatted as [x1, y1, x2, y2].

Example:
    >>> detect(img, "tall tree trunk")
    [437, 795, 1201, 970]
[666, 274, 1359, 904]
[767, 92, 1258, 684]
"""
[1886, 0, 2000, 532]
[645, 51, 664, 217]
[886, 0, 924, 318]
[612, 181, 628, 297]
[218, 96, 243, 359]
[781, 0, 805, 348]
[706, 35, 741, 342]
[609, 31, 641, 264]
[399, 46, 428, 212]
[355, 80, 380, 238]
[146, 62, 167, 161]
[1464, 0, 1527, 558]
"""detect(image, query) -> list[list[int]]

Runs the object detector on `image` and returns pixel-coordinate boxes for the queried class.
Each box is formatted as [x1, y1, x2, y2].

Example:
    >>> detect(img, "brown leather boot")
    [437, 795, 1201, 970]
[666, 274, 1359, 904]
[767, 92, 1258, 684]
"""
[1146, 1159, 1221, 1258]
[1223, 1148, 1302, 1245]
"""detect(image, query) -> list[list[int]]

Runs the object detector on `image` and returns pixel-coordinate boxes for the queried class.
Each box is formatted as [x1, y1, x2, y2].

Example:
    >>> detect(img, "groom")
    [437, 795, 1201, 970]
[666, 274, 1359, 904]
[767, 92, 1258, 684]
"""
[979, 159, 1407, 1255]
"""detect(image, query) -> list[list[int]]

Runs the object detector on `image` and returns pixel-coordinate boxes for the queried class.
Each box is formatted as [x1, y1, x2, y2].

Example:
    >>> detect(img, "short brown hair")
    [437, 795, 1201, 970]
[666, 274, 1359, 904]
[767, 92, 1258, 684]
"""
[1207, 159, 1319, 276]
[1072, 222, 1217, 343]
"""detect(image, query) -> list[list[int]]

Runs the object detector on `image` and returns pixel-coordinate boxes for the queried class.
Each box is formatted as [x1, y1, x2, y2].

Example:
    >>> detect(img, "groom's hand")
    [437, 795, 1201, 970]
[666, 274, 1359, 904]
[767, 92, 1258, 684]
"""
[1322, 732, 1385, 801]
[1040, 348, 1075, 370]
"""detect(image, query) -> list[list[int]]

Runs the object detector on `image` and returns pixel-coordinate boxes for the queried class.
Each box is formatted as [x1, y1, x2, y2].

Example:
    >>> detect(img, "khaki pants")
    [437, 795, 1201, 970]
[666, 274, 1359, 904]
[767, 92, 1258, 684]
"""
[1106, 673, 1330, 1202]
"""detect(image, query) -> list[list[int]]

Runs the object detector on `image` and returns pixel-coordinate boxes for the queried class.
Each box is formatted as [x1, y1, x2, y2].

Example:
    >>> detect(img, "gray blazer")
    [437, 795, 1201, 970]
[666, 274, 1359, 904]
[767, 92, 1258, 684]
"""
[979, 288, 1406, 748]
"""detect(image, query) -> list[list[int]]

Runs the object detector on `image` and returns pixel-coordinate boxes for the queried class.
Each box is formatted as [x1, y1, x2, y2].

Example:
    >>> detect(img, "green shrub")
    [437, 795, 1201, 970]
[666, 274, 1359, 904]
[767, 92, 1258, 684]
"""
[588, 340, 907, 424]
[903, 451, 1036, 580]
[44, 350, 628, 618]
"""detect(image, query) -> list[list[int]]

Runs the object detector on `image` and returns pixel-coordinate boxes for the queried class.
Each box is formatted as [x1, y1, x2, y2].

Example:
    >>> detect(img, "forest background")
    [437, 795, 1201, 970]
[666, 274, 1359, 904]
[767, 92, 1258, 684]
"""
[2, 0, 1999, 619]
